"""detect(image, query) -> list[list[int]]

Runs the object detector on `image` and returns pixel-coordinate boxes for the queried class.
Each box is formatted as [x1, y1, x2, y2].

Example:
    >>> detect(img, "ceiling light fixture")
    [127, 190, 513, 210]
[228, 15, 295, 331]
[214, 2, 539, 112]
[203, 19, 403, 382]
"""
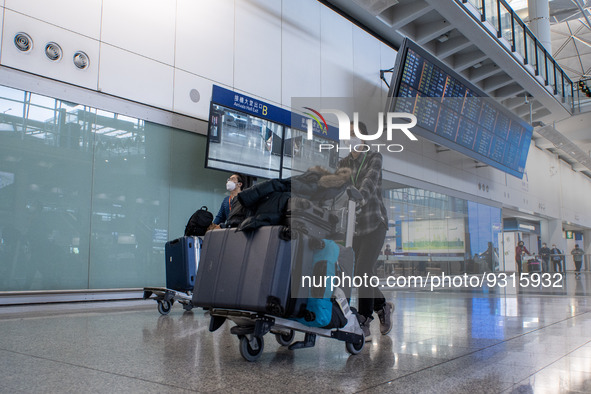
[73, 51, 89, 69]
[45, 42, 62, 61]
[14, 32, 33, 52]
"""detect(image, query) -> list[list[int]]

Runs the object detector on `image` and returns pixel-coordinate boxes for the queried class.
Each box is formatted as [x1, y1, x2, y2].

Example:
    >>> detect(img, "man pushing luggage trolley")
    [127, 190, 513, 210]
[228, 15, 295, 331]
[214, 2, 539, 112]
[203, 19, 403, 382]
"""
[338, 121, 394, 342]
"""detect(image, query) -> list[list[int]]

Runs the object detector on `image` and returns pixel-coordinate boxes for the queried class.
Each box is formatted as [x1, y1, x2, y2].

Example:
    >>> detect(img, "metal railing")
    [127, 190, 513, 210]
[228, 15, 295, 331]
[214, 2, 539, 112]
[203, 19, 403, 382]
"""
[458, 0, 576, 113]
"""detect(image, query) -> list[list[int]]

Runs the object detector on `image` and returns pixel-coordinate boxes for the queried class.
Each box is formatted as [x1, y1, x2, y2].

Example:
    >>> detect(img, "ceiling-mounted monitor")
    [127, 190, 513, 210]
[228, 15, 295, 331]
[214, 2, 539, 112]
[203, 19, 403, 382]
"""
[385, 38, 533, 179]
[205, 85, 339, 179]
[205, 86, 290, 179]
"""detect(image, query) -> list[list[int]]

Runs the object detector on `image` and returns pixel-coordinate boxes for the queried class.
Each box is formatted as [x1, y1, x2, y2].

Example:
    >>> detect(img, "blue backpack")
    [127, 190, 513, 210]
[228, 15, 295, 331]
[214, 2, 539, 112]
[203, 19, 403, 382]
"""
[294, 240, 346, 328]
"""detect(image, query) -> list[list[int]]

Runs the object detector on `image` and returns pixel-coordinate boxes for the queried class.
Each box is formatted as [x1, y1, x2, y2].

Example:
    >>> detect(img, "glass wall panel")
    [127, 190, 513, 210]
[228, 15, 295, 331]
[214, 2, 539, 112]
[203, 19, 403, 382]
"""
[548, 61, 556, 93]
[379, 187, 501, 278]
[484, 0, 499, 30]
[466, 0, 484, 13]
[0, 84, 229, 291]
[514, 23, 526, 60]
[88, 120, 171, 289]
[0, 87, 94, 290]
[538, 47, 547, 84]
[526, 32, 537, 71]
[499, 3, 513, 46]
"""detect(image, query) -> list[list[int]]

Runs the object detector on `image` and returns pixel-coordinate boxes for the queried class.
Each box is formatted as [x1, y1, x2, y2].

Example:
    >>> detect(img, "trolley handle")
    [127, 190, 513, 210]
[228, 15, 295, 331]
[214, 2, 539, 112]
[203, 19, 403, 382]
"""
[346, 186, 363, 203]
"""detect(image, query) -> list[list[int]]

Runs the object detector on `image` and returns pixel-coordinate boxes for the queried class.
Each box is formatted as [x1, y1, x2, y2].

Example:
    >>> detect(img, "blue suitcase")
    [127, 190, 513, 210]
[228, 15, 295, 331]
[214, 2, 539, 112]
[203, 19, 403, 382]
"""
[165, 236, 201, 292]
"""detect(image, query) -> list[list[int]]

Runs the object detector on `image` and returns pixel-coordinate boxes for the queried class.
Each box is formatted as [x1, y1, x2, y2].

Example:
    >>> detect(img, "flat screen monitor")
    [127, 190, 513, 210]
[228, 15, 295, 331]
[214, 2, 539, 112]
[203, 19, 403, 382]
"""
[386, 38, 533, 179]
[206, 102, 283, 179]
[206, 85, 340, 179]
[281, 126, 339, 178]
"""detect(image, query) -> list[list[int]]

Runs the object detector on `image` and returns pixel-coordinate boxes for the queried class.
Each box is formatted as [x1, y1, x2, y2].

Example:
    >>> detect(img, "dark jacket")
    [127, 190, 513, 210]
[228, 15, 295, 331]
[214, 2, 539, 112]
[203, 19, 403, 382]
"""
[515, 245, 530, 262]
[539, 246, 551, 261]
[236, 179, 290, 231]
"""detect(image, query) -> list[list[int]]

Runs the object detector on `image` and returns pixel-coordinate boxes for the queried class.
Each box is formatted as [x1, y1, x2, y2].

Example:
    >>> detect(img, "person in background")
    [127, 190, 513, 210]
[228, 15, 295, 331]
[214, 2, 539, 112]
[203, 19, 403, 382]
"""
[550, 244, 563, 273]
[384, 244, 393, 256]
[212, 173, 244, 227]
[338, 121, 394, 342]
[539, 242, 551, 272]
[515, 240, 530, 274]
[571, 244, 585, 278]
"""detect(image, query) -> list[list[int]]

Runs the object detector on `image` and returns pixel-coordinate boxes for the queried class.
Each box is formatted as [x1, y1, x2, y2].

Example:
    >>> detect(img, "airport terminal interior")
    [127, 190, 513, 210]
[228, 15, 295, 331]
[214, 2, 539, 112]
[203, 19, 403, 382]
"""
[2, 0, 591, 392]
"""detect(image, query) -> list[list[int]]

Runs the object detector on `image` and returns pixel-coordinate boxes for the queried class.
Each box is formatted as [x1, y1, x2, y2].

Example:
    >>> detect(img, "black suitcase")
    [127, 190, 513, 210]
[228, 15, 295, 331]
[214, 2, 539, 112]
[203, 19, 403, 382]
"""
[194, 226, 303, 316]
[286, 197, 338, 240]
[527, 259, 542, 273]
[165, 236, 201, 292]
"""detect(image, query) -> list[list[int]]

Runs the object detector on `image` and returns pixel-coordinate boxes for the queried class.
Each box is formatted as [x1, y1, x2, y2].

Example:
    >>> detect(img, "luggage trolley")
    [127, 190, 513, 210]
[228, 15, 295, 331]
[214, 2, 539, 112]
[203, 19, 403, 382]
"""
[143, 287, 194, 315]
[194, 187, 365, 361]
[144, 236, 201, 315]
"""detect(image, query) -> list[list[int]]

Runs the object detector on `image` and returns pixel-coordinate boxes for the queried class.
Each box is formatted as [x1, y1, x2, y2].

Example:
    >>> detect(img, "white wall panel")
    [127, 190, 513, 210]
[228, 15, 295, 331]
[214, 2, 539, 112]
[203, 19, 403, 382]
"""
[1, 10, 99, 90]
[234, 0, 282, 104]
[0, 6, 3, 60]
[379, 43, 396, 109]
[281, 0, 321, 107]
[98, 43, 174, 110]
[353, 26, 381, 99]
[175, 0, 234, 87]
[5, 0, 102, 39]
[320, 5, 354, 97]
[173, 69, 215, 120]
[101, 0, 176, 66]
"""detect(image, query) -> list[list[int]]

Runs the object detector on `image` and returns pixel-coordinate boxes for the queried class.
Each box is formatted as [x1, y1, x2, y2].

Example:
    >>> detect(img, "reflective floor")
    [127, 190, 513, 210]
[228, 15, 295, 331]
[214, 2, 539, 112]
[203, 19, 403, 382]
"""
[1, 273, 591, 393]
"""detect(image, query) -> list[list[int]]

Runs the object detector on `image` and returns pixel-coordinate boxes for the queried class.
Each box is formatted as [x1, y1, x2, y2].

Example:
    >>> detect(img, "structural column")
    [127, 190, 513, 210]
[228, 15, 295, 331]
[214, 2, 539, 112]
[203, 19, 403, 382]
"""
[584, 230, 591, 271]
[528, 0, 551, 53]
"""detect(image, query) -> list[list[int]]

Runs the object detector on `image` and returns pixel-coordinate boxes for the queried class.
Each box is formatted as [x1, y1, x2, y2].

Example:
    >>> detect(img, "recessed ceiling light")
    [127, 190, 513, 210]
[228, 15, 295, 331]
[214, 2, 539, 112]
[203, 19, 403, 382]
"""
[14, 32, 33, 52]
[73, 51, 89, 69]
[45, 42, 62, 61]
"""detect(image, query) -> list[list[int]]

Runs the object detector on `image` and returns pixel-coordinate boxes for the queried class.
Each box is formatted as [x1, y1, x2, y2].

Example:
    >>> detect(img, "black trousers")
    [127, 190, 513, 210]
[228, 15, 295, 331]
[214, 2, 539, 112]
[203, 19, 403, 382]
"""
[552, 259, 562, 272]
[574, 259, 583, 272]
[353, 224, 387, 318]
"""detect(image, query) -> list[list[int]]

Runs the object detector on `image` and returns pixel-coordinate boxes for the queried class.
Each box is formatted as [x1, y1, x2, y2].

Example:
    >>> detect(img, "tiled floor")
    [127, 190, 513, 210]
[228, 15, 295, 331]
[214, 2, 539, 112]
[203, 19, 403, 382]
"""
[1, 273, 590, 393]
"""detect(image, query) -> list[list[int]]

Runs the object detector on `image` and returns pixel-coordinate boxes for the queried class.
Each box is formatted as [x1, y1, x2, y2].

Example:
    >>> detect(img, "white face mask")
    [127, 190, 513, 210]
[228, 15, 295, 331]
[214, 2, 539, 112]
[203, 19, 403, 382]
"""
[226, 181, 236, 192]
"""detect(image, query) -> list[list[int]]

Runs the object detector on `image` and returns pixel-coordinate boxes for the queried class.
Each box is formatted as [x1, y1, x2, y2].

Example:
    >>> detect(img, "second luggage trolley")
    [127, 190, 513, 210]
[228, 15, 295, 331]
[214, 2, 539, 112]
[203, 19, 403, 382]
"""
[193, 187, 365, 361]
[143, 236, 202, 315]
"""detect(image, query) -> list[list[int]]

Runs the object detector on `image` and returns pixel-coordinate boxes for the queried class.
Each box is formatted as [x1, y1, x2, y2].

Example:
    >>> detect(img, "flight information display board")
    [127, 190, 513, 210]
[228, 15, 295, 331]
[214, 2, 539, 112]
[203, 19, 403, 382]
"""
[386, 38, 533, 178]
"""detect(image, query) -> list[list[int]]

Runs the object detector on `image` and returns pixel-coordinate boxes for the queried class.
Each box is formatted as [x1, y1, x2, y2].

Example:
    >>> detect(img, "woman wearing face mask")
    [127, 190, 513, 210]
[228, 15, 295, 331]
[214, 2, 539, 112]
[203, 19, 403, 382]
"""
[212, 173, 244, 227]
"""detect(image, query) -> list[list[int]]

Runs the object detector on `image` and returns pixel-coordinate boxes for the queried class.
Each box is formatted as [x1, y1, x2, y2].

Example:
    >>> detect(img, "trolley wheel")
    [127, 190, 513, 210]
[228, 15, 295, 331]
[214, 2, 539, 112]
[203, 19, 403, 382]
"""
[182, 302, 194, 311]
[345, 335, 365, 355]
[157, 299, 172, 315]
[275, 330, 295, 346]
[239, 335, 264, 362]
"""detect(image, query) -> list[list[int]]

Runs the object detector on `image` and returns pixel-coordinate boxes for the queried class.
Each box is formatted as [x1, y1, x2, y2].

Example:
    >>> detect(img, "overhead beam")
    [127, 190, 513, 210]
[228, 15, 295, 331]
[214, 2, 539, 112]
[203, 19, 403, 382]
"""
[414, 19, 455, 45]
[464, 63, 502, 83]
[503, 96, 528, 110]
[436, 35, 472, 58]
[377, 1, 432, 29]
[450, 50, 488, 72]
[482, 73, 516, 93]
[493, 83, 525, 98]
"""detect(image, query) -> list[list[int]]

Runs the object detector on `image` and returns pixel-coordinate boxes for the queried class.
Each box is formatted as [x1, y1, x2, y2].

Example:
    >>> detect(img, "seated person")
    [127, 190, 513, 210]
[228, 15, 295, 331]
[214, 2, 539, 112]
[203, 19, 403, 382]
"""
[212, 173, 244, 228]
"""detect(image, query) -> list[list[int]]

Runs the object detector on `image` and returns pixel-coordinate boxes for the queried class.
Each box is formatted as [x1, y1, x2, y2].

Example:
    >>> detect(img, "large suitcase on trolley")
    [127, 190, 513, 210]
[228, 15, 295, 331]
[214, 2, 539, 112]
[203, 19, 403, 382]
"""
[165, 236, 201, 292]
[193, 226, 305, 316]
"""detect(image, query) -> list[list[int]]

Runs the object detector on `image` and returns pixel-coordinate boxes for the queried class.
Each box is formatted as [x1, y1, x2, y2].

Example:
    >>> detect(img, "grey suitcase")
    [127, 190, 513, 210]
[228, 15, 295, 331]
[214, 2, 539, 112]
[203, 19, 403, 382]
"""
[193, 226, 300, 316]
